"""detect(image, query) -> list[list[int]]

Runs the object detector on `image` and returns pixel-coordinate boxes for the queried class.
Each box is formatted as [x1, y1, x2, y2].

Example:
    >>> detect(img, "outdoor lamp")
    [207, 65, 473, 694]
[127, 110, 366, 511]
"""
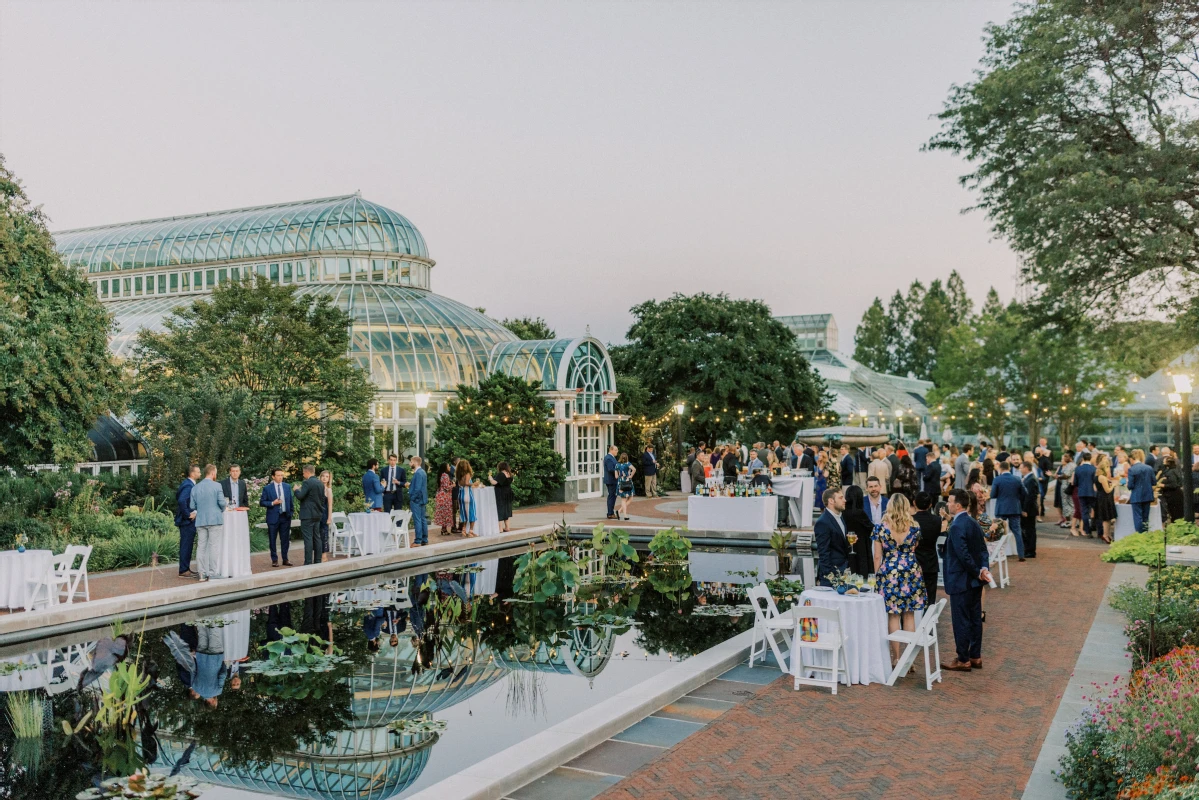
[414, 392, 431, 410]
[414, 392, 431, 460]
[674, 402, 685, 415]
[1170, 392, 1182, 406]
[1174, 374, 1193, 395]
[859, 408, 868, 418]
[894, 408, 903, 417]
[1171, 375, 1195, 523]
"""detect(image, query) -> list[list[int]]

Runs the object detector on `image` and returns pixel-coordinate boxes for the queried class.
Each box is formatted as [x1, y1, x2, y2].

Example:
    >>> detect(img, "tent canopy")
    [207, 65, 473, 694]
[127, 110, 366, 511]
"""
[793, 426, 892, 447]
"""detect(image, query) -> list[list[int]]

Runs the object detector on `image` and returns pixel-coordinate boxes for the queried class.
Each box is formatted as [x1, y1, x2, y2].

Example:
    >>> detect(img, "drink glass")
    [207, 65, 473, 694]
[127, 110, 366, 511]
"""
[847, 532, 858, 555]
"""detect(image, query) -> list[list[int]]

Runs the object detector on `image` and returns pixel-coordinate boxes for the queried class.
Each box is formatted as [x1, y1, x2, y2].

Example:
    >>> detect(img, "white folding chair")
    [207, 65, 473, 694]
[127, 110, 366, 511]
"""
[886, 598, 947, 690]
[57, 545, 92, 603]
[747, 583, 796, 672]
[386, 510, 411, 551]
[330, 512, 364, 558]
[26, 558, 68, 610]
[791, 604, 850, 694]
[987, 533, 1010, 589]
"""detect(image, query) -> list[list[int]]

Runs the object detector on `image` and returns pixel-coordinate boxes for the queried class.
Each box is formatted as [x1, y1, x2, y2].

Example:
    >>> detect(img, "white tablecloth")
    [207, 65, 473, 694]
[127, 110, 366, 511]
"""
[794, 589, 890, 686]
[0, 550, 53, 610]
[474, 486, 501, 537]
[771, 476, 815, 528]
[216, 510, 252, 579]
[348, 512, 392, 555]
[1114, 503, 1163, 541]
[223, 610, 251, 661]
[687, 495, 778, 533]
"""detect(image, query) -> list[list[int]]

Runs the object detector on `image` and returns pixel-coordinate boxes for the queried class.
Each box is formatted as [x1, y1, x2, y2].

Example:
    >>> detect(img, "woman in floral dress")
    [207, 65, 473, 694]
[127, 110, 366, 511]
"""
[433, 463, 454, 536]
[871, 493, 927, 667]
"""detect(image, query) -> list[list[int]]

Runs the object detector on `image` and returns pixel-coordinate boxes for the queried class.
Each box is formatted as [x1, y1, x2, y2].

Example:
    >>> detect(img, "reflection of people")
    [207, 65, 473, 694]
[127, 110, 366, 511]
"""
[191, 623, 229, 707]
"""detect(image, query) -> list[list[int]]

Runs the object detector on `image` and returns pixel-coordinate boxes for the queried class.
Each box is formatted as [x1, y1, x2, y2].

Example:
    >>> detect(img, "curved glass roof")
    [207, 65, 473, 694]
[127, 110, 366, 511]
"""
[103, 284, 517, 391]
[487, 338, 616, 414]
[54, 194, 429, 273]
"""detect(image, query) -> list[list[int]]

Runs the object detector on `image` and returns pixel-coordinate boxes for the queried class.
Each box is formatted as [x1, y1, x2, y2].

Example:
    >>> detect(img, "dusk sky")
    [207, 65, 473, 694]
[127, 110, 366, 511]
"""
[0, 0, 1022, 351]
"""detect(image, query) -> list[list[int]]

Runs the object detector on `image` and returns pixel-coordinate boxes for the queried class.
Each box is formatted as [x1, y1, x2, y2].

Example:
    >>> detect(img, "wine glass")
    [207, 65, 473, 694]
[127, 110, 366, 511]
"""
[847, 532, 858, 555]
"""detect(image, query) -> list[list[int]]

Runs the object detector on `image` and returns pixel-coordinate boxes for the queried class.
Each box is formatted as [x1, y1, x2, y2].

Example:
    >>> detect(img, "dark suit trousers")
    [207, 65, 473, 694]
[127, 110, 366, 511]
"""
[178, 525, 196, 574]
[950, 586, 983, 662]
[383, 490, 405, 513]
[917, 556, 938, 606]
[1130, 501, 1151, 533]
[1079, 497, 1096, 535]
[1021, 513, 1037, 556]
[301, 517, 321, 565]
[267, 517, 290, 562]
[606, 483, 617, 516]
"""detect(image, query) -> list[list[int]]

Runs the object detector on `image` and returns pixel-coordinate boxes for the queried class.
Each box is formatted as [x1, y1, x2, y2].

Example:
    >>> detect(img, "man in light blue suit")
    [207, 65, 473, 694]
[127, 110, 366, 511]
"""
[1126, 449, 1156, 534]
[362, 458, 384, 511]
[189, 464, 227, 582]
[408, 456, 429, 546]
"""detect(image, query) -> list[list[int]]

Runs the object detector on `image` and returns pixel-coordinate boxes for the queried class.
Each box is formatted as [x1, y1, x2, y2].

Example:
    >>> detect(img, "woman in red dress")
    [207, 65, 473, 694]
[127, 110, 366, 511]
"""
[433, 463, 454, 535]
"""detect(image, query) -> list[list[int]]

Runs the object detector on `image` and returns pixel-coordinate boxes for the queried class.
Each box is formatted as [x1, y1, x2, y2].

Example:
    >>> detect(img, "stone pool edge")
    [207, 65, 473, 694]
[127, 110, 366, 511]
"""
[403, 626, 759, 800]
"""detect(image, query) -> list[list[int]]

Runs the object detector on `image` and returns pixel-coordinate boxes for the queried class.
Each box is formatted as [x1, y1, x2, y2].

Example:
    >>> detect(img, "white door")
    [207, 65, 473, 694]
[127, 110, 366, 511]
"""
[575, 424, 602, 498]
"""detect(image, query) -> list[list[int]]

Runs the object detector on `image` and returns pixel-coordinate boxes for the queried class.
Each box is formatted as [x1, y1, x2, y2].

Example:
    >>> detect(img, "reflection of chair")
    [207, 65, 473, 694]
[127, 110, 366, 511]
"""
[747, 584, 794, 672]
[886, 598, 947, 690]
[331, 512, 364, 558]
[386, 510, 411, 551]
[791, 604, 849, 694]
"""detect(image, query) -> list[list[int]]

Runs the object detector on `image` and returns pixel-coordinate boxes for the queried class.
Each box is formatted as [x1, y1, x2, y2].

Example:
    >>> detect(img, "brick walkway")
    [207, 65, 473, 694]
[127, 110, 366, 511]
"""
[595, 529, 1115, 800]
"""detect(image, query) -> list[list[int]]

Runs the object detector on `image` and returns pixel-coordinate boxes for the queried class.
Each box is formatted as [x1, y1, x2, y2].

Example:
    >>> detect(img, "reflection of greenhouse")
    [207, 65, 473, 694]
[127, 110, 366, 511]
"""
[491, 616, 616, 680]
[155, 725, 436, 800]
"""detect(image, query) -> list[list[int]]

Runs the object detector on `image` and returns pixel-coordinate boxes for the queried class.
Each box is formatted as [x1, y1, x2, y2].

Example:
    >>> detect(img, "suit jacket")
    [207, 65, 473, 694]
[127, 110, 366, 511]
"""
[381, 464, 407, 496]
[955, 454, 971, 489]
[1126, 462, 1155, 503]
[923, 460, 942, 493]
[912, 509, 941, 567]
[1144, 453, 1157, 469]
[688, 457, 706, 488]
[296, 476, 327, 521]
[943, 511, 989, 595]
[839, 454, 854, 485]
[887, 454, 901, 478]
[1075, 463, 1098, 498]
[189, 478, 228, 527]
[990, 472, 1025, 516]
[1020, 473, 1040, 516]
[814, 510, 850, 586]
[603, 453, 618, 486]
[260, 481, 294, 524]
[220, 477, 248, 508]
[409, 467, 428, 506]
[642, 451, 659, 476]
[362, 470, 384, 509]
[175, 478, 196, 530]
[913, 445, 928, 470]
[864, 493, 888, 526]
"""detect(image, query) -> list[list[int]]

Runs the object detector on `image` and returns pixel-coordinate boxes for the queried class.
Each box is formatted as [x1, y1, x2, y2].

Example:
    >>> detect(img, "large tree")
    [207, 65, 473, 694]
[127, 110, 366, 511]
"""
[610, 293, 830, 444]
[130, 279, 376, 488]
[501, 316, 556, 341]
[0, 156, 124, 468]
[928, 0, 1199, 319]
[426, 372, 565, 506]
[853, 270, 973, 379]
[852, 298, 892, 373]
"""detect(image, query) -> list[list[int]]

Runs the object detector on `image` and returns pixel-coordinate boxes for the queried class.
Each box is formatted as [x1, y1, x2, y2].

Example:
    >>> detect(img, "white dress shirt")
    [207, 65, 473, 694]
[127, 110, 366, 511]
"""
[867, 495, 884, 525]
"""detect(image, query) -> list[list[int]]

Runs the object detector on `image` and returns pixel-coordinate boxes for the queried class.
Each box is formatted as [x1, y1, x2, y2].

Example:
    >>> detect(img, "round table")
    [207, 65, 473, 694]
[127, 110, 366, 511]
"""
[348, 512, 392, 555]
[0, 550, 54, 610]
[473, 486, 501, 537]
[217, 510, 253, 578]
[1113, 503, 1163, 540]
[222, 610, 251, 662]
[793, 588, 891, 686]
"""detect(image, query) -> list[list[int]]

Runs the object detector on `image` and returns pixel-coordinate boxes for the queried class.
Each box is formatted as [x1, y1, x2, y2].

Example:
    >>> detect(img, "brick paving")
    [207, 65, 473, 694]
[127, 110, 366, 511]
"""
[595, 526, 1115, 800]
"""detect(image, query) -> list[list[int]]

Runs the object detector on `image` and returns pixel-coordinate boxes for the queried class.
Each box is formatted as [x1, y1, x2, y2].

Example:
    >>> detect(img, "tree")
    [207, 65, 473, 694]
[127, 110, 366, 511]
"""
[130, 279, 376, 489]
[853, 298, 891, 373]
[501, 316, 556, 341]
[929, 293, 1016, 443]
[1096, 319, 1196, 379]
[907, 279, 954, 381]
[946, 270, 972, 320]
[426, 372, 565, 506]
[928, 0, 1199, 320]
[0, 157, 124, 468]
[883, 290, 909, 374]
[610, 293, 830, 445]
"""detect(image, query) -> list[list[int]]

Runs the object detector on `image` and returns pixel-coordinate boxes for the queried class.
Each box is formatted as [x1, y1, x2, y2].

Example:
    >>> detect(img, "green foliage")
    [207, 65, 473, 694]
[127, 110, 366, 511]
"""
[0, 157, 125, 468]
[852, 298, 891, 374]
[927, 0, 1199, 321]
[1097, 320, 1197, 380]
[633, 581, 752, 658]
[244, 627, 349, 700]
[648, 527, 692, 563]
[1055, 717, 1120, 800]
[1110, 582, 1199, 668]
[610, 292, 830, 444]
[501, 316, 555, 340]
[513, 545, 580, 602]
[106, 527, 180, 569]
[426, 372, 565, 506]
[1102, 521, 1199, 565]
[854, 273, 972, 381]
[130, 278, 376, 494]
[591, 524, 638, 574]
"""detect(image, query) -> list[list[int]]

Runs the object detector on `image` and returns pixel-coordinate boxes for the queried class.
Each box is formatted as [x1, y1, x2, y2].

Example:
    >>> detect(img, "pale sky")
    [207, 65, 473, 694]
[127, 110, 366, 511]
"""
[0, 0, 1022, 351]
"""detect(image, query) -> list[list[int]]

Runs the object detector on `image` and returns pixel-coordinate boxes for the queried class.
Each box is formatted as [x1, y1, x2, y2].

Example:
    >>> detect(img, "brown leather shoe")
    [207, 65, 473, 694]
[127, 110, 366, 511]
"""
[941, 660, 973, 672]
[970, 658, 983, 669]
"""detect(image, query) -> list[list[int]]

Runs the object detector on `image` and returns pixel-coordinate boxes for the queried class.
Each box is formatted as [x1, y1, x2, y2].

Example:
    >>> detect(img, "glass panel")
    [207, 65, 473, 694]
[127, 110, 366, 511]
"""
[372, 259, 385, 281]
[182, 272, 190, 291]
[270, 263, 279, 282]
[100, 280, 108, 298]
[283, 262, 292, 282]
[355, 258, 368, 281]
[193, 271, 202, 289]
[134, 276, 143, 295]
[206, 270, 215, 288]
[296, 260, 307, 281]
[123, 278, 131, 295]
[339, 258, 351, 278]
[169, 273, 178, 292]
[218, 268, 228, 284]
[145, 274, 155, 294]
[377, 402, 393, 419]
[324, 258, 338, 279]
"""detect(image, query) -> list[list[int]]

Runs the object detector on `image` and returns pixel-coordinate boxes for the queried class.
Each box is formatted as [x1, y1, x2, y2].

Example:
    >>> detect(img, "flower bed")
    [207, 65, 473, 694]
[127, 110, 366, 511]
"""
[1102, 521, 1199, 565]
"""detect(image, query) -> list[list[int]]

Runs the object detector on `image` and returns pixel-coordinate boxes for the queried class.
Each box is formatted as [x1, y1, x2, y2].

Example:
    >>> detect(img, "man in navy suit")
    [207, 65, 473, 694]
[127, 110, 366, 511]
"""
[839, 444, 854, 487]
[260, 467, 294, 567]
[1127, 449, 1156, 533]
[1075, 452, 1098, 537]
[408, 455, 429, 546]
[362, 459, 384, 511]
[1019, 460, 1041, 558]
[814, 487, 849, 586]
[941, 488, 992, 672]
[381, 454, 407, 514]
[989, 460, 1027, 560]
[175, 465, 201, 578]
[912, 440, 928, 490]
[603, 445, 619, 519]
[922, 451, 942, 500]
[864, 476, 888, 527]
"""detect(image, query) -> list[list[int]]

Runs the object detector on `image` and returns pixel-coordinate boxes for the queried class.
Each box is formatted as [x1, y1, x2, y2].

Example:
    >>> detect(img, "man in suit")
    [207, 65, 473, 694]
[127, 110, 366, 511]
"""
[864, 476, 888, 526]
[407, 455, 429, 546]
[1146, 445, 1159, 470]
[941, 489, 991, 672]
[295, 464, 327, 565]
[955, 443, 974, 489]
[1036, 439, 1053, 514]
[855, 446, 870, 489]
[188, 464, 227, 582]
[1019, 460, 1040, 558]
[260, 467, 294, 567]
[1127, 449, 1156, 534]
[885, 444, 901, 482]
[220, 464, 248, 509]
[912, 492, 941, 606]
[990, 460, 1027, 561]
[642, 445, 660, 497]
[362, 458, 384, 512]
[175, 465, 201, 579]
[381, 454, 407, 514]
[839, 444, 854, 488]
[814, 487, 849, 586]
[1075, 452, 1098, 537]
[922, 451, 943, 499]
[603, 445, 619, 519]
[912, 440, 928, 490]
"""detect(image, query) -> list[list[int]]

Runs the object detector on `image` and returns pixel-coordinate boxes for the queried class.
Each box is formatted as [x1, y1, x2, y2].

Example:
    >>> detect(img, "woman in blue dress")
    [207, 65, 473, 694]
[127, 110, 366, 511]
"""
[871, 493, 927, 667]
[615, 453, 636, 520]
[456, 459, 477, 537]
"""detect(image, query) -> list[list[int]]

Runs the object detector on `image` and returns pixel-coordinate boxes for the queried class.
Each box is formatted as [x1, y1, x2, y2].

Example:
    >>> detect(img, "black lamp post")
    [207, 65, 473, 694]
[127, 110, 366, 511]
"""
[1173, 374, 1194, 522]
[415, 392, 430, 460]
[674, 402, 685, 462]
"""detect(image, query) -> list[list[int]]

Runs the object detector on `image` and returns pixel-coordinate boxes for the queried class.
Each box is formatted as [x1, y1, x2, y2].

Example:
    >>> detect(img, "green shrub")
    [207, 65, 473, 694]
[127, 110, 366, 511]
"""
[107, 529, 179, 568]
[118, 510, 175, 535]
[0, 518, 55, 550]
[1110, 582, 1199, 668]
[249, 529, 269, 553]
[1055, 716, 1120, 800]
[1102, 520, 1199, 565]
[1154, 565, 1199, 606]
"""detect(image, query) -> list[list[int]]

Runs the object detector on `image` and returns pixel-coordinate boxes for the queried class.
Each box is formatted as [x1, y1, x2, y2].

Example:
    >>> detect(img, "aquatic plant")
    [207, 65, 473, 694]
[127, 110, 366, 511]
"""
[648, 527, 691, 563]
[513, 546, 580, 602]
[244, 628, 348, 697]
[387, 716, 448, 736]
[769, 531, 793, 575]
[75, 769, 210, 798]
[591, 524, 638, 574]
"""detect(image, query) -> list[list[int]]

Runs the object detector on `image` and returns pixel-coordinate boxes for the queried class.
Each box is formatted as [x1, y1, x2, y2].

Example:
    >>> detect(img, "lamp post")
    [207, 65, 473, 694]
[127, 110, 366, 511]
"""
[1170, 392, 1183, 461]
[674, 402, 686, 462]
[414, 392, 431, 460]
[859, 408, 868, 429]
[1173, 374, 1193, 522]
[895, 408, 904, 442]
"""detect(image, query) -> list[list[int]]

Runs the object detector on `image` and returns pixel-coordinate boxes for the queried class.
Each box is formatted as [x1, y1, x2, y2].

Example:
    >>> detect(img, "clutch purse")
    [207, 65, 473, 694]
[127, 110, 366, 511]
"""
[799, 599, 819, 642]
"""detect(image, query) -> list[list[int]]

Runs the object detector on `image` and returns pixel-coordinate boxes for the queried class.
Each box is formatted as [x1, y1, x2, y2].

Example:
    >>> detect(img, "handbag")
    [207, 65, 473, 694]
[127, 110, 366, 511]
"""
[799, 599, 819, 642]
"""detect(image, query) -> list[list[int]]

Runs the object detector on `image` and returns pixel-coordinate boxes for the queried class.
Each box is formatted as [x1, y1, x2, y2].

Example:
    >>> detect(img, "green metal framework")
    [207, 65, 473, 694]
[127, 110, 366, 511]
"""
[487, 338, 616, 414]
